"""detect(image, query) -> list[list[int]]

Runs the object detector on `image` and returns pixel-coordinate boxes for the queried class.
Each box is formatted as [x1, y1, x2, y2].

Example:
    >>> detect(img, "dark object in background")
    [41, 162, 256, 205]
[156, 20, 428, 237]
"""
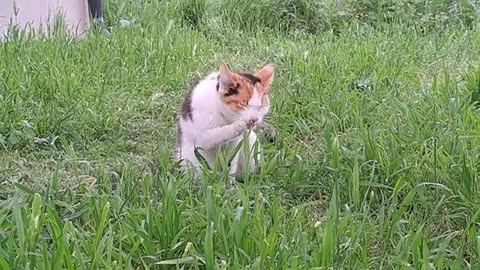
[87, 0, 111, 37]
[354, 79, 373, 91]
[257, 122, 278, 143]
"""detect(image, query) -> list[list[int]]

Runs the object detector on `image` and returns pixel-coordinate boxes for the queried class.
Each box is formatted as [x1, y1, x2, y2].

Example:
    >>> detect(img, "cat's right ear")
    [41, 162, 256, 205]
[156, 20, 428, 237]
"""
[218, 62, 233, 93]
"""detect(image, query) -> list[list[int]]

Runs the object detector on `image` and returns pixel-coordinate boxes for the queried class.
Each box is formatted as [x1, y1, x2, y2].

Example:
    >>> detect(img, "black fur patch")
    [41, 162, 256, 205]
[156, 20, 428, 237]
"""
[176, 124, 182, 146]
[239, 73, 261, 85]
[224, 83, 239, 96]
[216, 73, 258, 97]
[181, 80, 198, 121]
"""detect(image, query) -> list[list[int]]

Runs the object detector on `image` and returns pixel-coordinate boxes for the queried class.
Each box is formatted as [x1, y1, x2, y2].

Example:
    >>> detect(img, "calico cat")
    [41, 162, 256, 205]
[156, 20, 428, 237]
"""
[175, 61, 275, 178]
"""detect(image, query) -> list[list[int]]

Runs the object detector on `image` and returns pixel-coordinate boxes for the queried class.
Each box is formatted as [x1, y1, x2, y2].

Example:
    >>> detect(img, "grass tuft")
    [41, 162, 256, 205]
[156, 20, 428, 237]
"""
[1, 0, 480, 268]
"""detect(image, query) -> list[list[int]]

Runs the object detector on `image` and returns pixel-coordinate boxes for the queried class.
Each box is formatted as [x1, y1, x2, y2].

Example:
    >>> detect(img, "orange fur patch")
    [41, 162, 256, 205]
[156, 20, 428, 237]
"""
[221, 73, 258, 111]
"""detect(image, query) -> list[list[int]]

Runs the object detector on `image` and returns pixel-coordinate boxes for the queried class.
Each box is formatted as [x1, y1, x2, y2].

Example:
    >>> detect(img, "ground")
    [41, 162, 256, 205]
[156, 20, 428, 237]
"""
[1, 1, 480, 269]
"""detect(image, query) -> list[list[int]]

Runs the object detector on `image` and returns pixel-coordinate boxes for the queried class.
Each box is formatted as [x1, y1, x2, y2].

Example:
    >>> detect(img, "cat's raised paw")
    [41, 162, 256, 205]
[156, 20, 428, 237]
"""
[232, 120, 248, 134]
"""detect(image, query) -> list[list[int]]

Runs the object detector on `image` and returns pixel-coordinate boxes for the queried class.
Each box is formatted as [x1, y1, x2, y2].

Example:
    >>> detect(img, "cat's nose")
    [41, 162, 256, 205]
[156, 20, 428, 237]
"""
[249, 117, 258, 124]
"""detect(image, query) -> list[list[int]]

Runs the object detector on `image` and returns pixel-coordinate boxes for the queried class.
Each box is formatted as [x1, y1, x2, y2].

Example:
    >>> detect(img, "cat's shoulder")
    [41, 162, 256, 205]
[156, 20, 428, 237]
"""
[180, 71, 220, 121]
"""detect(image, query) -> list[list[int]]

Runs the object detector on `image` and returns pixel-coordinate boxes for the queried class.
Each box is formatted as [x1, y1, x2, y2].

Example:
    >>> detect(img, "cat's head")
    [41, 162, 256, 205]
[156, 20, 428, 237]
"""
[217, 62, 274, 126]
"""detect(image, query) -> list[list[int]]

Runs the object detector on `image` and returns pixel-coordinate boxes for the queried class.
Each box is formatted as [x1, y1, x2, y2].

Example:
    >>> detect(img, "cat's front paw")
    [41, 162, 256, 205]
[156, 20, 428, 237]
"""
[232, 120, 248, 135]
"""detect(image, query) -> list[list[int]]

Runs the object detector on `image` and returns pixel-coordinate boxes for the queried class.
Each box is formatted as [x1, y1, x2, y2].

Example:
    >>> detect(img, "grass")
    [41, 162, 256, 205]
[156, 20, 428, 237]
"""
[1, 0, 480, 268]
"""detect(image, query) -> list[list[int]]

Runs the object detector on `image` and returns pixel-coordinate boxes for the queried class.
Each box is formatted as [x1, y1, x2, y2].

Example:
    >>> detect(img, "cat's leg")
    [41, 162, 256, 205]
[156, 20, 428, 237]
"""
[228, 136, 242, 176]
[178, 143, 215, 178]
[246, 131, 262, 173]
[193, 121, 246, 150]
[234, 131, 262, 175]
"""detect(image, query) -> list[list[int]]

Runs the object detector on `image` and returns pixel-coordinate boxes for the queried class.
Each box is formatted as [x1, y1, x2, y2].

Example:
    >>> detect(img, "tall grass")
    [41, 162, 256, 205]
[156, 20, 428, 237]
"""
[1, 0, 480, 268]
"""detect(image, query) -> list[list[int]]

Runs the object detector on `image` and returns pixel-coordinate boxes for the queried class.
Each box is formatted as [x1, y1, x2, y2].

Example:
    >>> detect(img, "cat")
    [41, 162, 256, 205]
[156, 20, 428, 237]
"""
[175, 61, 275, 179]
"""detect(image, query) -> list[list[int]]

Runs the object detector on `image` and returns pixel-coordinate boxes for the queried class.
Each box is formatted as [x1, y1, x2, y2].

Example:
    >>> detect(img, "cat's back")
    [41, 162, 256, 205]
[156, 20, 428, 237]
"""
[179, 71, 223, 126]
[190, 71, 220, 105]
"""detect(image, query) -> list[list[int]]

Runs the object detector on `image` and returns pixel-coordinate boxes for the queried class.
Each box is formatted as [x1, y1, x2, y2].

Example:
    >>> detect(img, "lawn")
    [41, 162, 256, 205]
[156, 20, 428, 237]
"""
[1, 0, 480, 269]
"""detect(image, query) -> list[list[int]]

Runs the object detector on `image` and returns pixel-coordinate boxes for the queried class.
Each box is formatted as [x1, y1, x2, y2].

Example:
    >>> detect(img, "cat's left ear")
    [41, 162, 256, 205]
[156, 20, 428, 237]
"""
[218, 61, 233, 93]
[255, 64, 274, 92]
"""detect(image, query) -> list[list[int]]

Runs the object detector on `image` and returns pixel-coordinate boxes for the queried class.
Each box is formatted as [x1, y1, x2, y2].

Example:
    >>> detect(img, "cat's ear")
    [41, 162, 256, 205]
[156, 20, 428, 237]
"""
[218, 61, 233, 93]
[255, 64, 274, 92]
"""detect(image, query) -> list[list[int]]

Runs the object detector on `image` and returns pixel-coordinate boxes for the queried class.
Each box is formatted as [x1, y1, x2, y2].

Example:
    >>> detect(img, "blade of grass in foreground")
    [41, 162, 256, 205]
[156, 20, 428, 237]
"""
[205, 186, 216, 269]
[12, 193, 26, 266]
